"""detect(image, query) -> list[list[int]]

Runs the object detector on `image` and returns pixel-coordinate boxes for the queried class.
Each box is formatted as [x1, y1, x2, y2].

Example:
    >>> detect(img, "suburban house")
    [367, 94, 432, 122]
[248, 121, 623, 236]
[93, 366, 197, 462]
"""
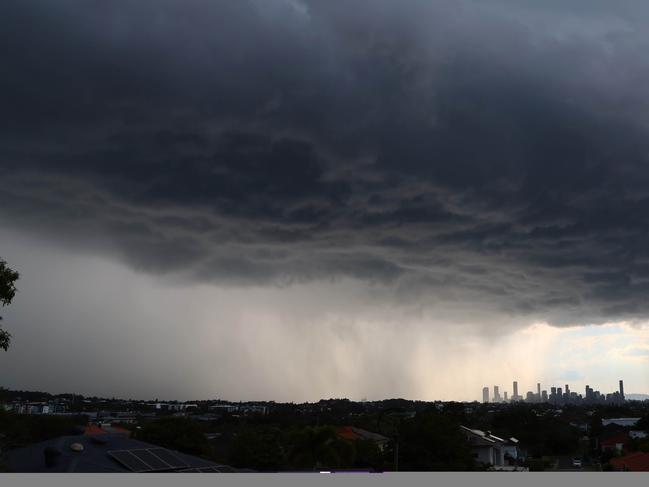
[460, 426, 524, 470]
[610, 452, 649, 472]
[461, 426, 504, 466]
[335, 426, 389, 452]
[503, 437, 524, 463]
[5, 433, 240, 473]
[600, 432, 631, 453]
[596, 423, 630, 453]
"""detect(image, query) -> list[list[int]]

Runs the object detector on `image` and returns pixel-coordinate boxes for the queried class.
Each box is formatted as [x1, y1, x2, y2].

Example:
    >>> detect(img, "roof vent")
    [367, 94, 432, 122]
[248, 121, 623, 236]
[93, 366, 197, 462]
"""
[70, 443, 84, 452]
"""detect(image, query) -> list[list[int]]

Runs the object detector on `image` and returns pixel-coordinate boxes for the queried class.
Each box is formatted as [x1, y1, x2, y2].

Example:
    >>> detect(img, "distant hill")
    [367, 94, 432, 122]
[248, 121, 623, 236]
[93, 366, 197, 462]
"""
[626, 394, 649, 401]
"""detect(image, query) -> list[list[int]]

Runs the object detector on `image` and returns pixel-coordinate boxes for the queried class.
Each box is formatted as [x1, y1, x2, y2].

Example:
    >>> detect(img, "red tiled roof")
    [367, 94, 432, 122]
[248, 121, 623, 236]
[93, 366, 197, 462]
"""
[83, 424, 131, 437]
[600, 433, 629, 447]
[83, 425, 107, 435]
[335, 426, 388, 443]
[336, 426, 362, 441]
[610, 452, 649, 472]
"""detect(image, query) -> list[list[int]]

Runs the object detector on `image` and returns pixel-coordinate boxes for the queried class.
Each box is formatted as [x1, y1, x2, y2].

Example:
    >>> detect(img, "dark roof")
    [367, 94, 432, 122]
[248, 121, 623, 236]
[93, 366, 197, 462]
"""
[6, 434, 234, 473]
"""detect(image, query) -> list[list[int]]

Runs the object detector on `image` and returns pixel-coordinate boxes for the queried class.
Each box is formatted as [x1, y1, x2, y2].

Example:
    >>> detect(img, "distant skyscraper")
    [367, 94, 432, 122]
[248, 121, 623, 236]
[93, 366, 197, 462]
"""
[504, 391, 508, 402]
[513, 381, 518, 400]
[557, 387, 562, 400]
[542, 390, 548, 402]
[537, 383, 541, 401]
[493, 386, 501, 402]
[619, 380, 625, 400]
[565, 384, 570, 397]
[483, 387, 489, 403]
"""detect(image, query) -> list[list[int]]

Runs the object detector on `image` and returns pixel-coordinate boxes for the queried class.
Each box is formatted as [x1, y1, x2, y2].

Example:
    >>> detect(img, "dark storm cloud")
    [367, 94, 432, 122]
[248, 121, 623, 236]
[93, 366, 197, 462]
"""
[4, 0, 649, 325]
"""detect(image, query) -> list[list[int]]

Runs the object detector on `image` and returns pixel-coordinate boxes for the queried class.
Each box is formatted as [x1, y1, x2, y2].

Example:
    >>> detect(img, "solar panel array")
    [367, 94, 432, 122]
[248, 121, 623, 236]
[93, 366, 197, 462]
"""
[107, 448, 196, 472]
[179, 467, 224, 473]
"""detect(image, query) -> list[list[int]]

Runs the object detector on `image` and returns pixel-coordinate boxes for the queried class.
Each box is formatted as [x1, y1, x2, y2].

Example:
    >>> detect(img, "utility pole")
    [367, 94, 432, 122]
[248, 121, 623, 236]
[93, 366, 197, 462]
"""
[377, 407, 405, 472]
[394, 431, 399, 472]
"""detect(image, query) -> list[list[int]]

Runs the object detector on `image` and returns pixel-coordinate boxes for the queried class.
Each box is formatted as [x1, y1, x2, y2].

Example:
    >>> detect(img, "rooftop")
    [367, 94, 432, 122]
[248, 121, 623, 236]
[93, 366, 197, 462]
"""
[610, 452, 649, 472]
[335, 426, 388, 443]
[6, 434, 237, 473]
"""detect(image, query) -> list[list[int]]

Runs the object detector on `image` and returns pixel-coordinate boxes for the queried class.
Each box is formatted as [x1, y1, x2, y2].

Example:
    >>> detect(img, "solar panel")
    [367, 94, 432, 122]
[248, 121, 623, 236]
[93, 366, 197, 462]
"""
[147, 448, 189, 469]
[108, 450, 152, 472]
[130, 449, 171, 471]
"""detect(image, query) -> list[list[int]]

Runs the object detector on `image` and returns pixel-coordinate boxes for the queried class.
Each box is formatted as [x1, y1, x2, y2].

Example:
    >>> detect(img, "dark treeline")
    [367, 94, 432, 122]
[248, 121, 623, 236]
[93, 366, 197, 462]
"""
[2, 387, 649, 471]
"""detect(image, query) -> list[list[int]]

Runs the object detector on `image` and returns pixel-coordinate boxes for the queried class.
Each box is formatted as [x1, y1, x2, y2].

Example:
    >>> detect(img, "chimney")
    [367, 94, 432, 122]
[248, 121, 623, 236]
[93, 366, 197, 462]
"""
[44, 447, 62, 468]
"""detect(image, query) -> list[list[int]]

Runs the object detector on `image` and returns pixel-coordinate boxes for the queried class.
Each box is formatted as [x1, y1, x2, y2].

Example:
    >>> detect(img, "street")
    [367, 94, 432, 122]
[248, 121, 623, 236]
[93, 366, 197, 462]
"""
[553, 456, 600, 471]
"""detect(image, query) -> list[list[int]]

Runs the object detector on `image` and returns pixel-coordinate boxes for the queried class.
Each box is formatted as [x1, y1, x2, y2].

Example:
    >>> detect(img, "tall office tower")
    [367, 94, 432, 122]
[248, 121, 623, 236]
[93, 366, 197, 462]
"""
[504, 391, 508, 402]
[565, 384, 570, 396]
[541, 390, 548, 402]
[537, 383, 541, 401]
[619, 380, 625, 400]
[557, 387, 562, 402]
[513, 381, 519, 400]
[493, 386, 501, 402]
[483, 387, 489, 403]
[587, 386, 595, 402]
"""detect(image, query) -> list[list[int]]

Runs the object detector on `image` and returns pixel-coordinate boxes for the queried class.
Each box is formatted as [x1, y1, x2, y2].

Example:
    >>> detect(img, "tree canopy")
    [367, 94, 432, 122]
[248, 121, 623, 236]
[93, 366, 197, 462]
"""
[0, 259, 20, 351]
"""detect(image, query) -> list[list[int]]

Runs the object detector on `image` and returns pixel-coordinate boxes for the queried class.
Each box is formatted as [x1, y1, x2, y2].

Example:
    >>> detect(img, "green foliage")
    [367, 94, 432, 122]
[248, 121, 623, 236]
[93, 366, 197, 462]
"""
[600, 448, 617, 465]
[353, 439, 383, 470]
[636, 413, 649, 432]
[228, 424, 385, 472]
[397, 408, 475, 471]
[525, 458, 549, 471]
[229, 426, 287, 471]
[490, 405, 580, 456]
[0, 410, 85, 448]
[136, 417, 209, 456]
[287, 426, 348, 470]
[630, 436, 649, 453]
[0, 259, 19, 351]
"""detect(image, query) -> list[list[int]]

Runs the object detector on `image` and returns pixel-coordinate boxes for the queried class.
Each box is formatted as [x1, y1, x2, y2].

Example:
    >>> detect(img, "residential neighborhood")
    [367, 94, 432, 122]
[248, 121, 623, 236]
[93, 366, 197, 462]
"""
[1, 387, 648, 472]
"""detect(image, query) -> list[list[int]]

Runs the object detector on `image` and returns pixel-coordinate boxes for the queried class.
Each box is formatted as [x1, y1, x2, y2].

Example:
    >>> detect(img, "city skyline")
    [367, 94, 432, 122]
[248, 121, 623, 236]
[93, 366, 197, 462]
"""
[3, 380, 649, 406]
[481, 379, 629, 404]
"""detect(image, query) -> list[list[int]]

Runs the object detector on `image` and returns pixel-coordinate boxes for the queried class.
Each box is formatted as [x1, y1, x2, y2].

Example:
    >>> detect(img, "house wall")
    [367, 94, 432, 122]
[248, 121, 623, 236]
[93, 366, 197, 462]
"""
[494, 446, 505, 466]
[472, 446, 495, 465]
[504, 445, 518, 460]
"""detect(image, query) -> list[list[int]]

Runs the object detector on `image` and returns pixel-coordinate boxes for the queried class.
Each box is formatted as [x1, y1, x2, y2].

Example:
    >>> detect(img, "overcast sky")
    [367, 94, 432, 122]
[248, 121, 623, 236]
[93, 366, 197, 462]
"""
[1, 0, 648, 401]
